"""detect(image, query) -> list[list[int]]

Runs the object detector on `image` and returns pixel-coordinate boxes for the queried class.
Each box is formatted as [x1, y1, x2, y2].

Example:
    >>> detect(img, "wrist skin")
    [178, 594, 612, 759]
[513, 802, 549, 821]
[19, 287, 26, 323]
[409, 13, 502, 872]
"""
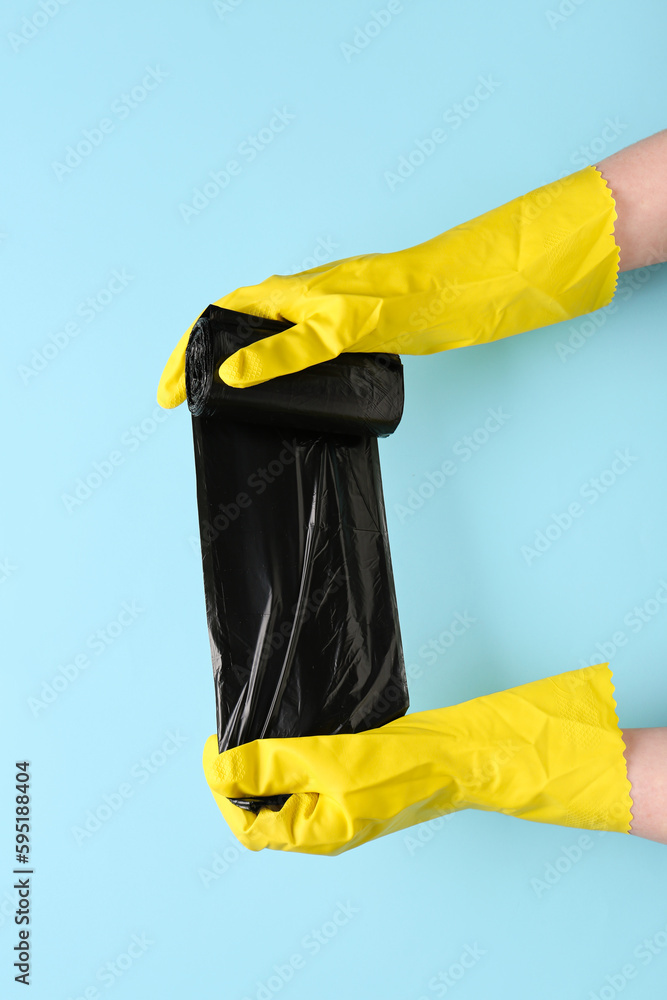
[596, 127, 667, 272]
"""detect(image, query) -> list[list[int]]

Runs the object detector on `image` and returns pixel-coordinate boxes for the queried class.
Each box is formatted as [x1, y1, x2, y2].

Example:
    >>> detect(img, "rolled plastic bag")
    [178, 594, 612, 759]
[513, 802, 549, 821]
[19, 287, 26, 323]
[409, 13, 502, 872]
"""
[186, 305, 409, 811]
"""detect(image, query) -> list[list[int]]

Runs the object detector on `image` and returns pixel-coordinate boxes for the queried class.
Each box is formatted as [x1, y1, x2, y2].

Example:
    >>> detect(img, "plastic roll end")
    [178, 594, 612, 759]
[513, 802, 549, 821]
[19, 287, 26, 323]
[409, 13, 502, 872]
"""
[185, 314, 214, 417]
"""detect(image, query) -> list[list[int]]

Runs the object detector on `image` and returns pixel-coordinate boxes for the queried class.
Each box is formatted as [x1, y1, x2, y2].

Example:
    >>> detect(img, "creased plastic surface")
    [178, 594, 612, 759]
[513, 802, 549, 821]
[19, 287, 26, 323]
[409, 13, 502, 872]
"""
[187, 305, 409, 812]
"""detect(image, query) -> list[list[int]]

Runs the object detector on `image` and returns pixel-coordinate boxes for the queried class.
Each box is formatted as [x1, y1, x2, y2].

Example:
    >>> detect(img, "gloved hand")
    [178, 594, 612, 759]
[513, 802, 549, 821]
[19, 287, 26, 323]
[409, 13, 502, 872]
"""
[158, 164, 619, 407]
[202, 663, 633, 855]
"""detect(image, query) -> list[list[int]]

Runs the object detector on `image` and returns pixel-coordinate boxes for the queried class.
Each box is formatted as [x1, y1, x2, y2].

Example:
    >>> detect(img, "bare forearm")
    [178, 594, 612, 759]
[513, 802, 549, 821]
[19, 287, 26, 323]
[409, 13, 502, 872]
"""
[596, 129, 667, 272]
[621, 728, 667, 844]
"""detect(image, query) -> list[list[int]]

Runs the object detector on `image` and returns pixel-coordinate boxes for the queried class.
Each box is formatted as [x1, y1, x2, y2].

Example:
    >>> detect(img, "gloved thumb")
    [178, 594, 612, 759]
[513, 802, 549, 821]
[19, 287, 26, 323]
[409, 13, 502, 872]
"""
[158, 312, 342, 403]
[202, 734, 318, 800]
[156, 322, 197, 409]
[218, 311, 351, 388]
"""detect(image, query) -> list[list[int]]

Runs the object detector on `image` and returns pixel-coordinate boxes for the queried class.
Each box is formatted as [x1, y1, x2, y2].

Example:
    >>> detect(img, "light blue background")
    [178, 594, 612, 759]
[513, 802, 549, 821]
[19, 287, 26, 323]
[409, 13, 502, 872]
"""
[3, 1, 667, 997]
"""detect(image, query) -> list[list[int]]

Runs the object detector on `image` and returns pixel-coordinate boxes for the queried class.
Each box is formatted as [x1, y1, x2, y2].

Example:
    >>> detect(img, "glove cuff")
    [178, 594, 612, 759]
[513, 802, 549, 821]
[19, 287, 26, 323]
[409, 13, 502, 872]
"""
[447, 662, 633, 833]
[369, 163, 621, 357]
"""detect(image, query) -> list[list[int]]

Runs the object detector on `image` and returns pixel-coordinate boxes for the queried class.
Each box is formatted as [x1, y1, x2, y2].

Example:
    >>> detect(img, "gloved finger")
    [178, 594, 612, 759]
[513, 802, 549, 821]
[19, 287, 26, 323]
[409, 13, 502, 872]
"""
[203, 735, 355, 853]
[157, 276, 294, 408]
[220, 788, 353, 855]
[243, 791, 356, 854]
[221, 781, 426, 856]
[213, 262, 347, 319]
[218, 305, 373, 388]
[202, 734, 324, 799]
[213, 280, 291, 321]
[156, 321, 197, 409]
[209, 781, 352, 855]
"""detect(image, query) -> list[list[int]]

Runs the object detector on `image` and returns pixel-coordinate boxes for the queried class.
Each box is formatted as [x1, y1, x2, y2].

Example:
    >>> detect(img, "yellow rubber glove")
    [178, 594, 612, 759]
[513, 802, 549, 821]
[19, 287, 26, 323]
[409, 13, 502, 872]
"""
[202, 663, 633, 855]
[158, 164, 619, 406]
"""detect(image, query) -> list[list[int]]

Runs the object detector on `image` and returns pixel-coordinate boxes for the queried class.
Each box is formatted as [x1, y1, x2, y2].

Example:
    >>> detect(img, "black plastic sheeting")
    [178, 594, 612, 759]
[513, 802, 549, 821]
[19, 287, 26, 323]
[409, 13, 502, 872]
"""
[186, 305, 409, 812]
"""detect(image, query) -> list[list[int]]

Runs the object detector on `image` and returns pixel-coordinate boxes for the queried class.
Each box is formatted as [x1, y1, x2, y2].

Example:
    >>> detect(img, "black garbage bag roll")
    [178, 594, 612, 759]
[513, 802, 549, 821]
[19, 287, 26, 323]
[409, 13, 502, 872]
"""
[186, 305, 409, 812]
